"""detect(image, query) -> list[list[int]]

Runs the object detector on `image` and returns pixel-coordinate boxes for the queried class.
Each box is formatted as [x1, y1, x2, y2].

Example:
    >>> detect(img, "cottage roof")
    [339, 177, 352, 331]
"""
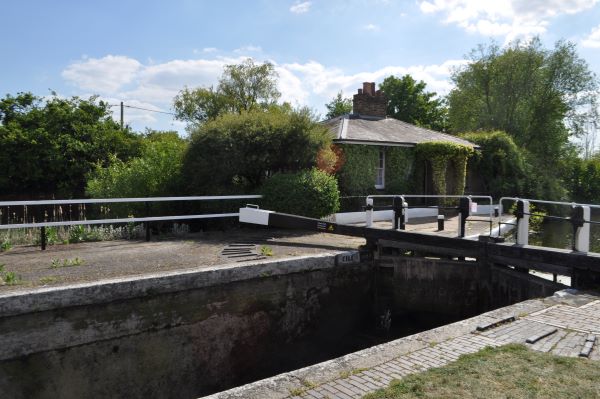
[323, 114, 475, 148]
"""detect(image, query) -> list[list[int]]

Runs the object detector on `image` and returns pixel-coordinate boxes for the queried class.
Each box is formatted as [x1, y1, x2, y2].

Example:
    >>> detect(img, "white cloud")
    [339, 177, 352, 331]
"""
[62, 53, 466, 130]
[62, 55, 142, 93]
[363, 23, 380, 32]
[202, 47, 218, 53]
[419, 0, 599, 42]
[582, 24, 600, 48]
[290, 1, 311, 14]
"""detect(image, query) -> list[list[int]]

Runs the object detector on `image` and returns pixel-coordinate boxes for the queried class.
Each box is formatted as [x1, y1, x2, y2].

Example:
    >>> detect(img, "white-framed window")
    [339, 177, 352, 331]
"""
[375, 148, 385, 189]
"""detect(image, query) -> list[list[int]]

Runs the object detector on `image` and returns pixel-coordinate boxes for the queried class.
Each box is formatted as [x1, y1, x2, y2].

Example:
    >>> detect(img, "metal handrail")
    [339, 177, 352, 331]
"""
[0, 195, 264, 249]
[0, 195, 262, 207]
[365, 194, 495, 236]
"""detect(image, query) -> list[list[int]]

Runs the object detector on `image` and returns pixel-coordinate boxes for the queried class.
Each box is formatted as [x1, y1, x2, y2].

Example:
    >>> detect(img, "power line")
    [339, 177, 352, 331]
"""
[108, 103, 177, 116]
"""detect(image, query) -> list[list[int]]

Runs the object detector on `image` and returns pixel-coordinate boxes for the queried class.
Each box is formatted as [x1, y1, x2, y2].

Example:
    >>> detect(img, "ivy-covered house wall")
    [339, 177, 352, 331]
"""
[334, 142, 473, 197]
[334, 144, 415, 195]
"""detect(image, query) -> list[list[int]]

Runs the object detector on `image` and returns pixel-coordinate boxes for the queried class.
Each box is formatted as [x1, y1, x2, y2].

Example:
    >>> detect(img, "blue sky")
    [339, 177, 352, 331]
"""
[2, 0, 600, 133]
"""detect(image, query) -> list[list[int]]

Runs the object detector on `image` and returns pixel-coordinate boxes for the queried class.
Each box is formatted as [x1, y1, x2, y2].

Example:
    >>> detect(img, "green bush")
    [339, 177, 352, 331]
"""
[183, 107, 331, 194]
[458, 131, 528, 198]
[86, 131, 187, 216]
[261, 168, 340, 218]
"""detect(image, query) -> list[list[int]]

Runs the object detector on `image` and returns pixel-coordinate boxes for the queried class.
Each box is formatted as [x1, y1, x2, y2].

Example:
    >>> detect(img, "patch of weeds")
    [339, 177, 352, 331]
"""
[301, 379, 317, 389]
[50, 257, 85, 269]
[68, 225, 86, 243]
[1, 238, 12, 252]
[3, 271, 20, 285]
[340, 368, 368, 379]
[288, 387, 306, 396]
[0, 265, 22, 286]
[260, 245, 273, 256]
[39, 276, 58, 285]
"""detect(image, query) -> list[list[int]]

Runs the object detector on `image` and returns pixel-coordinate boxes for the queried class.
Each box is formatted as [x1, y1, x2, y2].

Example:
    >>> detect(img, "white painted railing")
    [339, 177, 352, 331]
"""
[0, 195, 263, 249]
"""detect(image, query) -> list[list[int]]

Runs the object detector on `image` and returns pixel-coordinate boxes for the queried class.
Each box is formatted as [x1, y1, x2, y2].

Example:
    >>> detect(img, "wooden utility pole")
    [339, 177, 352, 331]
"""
[120, 101, 124, 129]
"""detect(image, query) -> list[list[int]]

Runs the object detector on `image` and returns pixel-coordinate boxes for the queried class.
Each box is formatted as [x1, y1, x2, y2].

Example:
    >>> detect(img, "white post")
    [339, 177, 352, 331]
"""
[574, 205, 591, 252]
[366, 197, 374, 227]
[516, 200, 530, 246]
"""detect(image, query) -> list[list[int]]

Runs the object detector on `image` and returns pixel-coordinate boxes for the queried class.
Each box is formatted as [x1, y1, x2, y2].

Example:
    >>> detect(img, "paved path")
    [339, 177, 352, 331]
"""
[290, 293, 600, 399]
[206, 290, 600, 399]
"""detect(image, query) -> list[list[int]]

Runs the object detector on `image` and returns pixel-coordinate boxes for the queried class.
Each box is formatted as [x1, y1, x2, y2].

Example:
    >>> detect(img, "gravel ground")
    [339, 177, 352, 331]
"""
[0, 216, 501, 293]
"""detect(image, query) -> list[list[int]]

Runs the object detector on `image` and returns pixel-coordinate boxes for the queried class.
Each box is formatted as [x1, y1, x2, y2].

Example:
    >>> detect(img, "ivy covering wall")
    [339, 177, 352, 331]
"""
[334, 144, 415, 195]
[335, 144, 379, 195]
[385, 146, 415, 194]
[414, 141, 474, 196]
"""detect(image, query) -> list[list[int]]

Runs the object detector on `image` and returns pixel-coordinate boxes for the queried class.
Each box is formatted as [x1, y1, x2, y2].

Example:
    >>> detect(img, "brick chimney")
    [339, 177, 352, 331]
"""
[353, 82, 387, 118]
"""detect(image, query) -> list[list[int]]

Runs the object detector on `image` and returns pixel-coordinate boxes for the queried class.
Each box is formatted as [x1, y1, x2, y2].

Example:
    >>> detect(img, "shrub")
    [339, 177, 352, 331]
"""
[261, 168, 340, 218]
[458, 131, 528, 198]
[86, 131, 186, 216]
[183, 107, 331, 194]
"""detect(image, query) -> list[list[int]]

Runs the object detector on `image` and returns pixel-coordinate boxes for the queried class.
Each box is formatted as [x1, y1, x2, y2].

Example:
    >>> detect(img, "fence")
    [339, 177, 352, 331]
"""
[498, 197, 600, 252]
[0, 195, 262, 250]
[364, 194, 494, 237]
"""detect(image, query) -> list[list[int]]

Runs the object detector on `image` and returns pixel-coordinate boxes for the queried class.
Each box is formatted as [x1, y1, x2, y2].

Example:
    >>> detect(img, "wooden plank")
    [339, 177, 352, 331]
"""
[487, 254, 572, 276]
[487, 243, 600, 272]
[378, 239, 480, 258]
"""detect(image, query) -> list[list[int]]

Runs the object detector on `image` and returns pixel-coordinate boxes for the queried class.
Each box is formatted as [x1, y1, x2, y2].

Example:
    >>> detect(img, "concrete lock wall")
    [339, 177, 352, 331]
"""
[0, 253, 372, 399]
[378, 256, 565, 323]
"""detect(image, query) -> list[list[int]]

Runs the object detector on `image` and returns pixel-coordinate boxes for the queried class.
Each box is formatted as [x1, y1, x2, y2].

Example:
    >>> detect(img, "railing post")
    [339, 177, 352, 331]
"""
[40, 226, 46, 250]
[458, 197, 471, 238]
[515, 199, 530, 246]
[41, 206, 47, 250]
[365, 197, 374, 228]
[145, 202, 151, 242]
[392, 196, 407, 230]
[572, 205, 590, 252]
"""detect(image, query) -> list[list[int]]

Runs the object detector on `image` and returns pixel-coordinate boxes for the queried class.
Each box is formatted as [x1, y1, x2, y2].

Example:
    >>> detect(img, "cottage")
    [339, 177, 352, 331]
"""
[323, 82, 475, 196]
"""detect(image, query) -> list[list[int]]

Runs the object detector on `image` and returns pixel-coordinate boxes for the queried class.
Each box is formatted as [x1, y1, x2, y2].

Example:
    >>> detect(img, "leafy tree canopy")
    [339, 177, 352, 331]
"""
[183, 107, 331, 194]
[173, 58, 280, 127]
[380, 74, 448, 131]
[448, 38, 598, 162]
[324, 91, 352, 119]
[0, 93, 141, 199]
[86, 130, 186, 199]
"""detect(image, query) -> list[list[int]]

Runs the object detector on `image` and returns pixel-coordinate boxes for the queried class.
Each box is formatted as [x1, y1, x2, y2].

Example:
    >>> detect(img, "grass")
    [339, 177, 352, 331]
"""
[50, 257, 85, 268]
[260, 245, 274, 256]
[0, 264, 21, 286]
[39, 276, 58, 284]
[0, 238, 12, 252]
[364, 344, 600, 399]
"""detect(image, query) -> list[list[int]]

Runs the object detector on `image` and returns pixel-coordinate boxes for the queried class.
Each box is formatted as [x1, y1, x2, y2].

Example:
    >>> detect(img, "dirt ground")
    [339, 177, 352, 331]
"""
[0, 215, 501, 293]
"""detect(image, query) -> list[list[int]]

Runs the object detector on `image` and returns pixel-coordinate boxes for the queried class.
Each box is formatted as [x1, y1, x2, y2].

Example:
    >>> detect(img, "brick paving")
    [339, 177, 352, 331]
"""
[289, 294, 600, 399]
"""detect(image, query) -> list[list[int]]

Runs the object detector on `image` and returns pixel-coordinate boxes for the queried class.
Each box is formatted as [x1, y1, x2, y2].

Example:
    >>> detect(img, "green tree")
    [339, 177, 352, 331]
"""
[0, 93, 141, 199]
[173, 58, 280, 127]
[448, 39, 598, 163]
[183, 107, 331, 194]
[380, 75, 448, 131]
[325, 91, 353, 119]
[458, 131, 528, 198]
[86, 130, 187, 199]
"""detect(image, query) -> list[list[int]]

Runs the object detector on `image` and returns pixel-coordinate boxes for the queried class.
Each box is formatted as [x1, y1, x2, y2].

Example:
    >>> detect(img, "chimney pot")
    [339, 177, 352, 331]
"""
[358, 88, 363, 94]
[362, 82, 372, 95]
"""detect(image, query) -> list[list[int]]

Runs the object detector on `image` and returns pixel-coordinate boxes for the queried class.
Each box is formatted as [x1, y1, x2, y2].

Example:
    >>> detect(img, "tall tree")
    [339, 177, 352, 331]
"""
[379, 75, 448, 131]
[448, 38, 599, 199]
[0, 93, 141, 199]
[173, 58, 280, 127]
[324, 91, 352, 119]
[448, 39, 598, 160]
